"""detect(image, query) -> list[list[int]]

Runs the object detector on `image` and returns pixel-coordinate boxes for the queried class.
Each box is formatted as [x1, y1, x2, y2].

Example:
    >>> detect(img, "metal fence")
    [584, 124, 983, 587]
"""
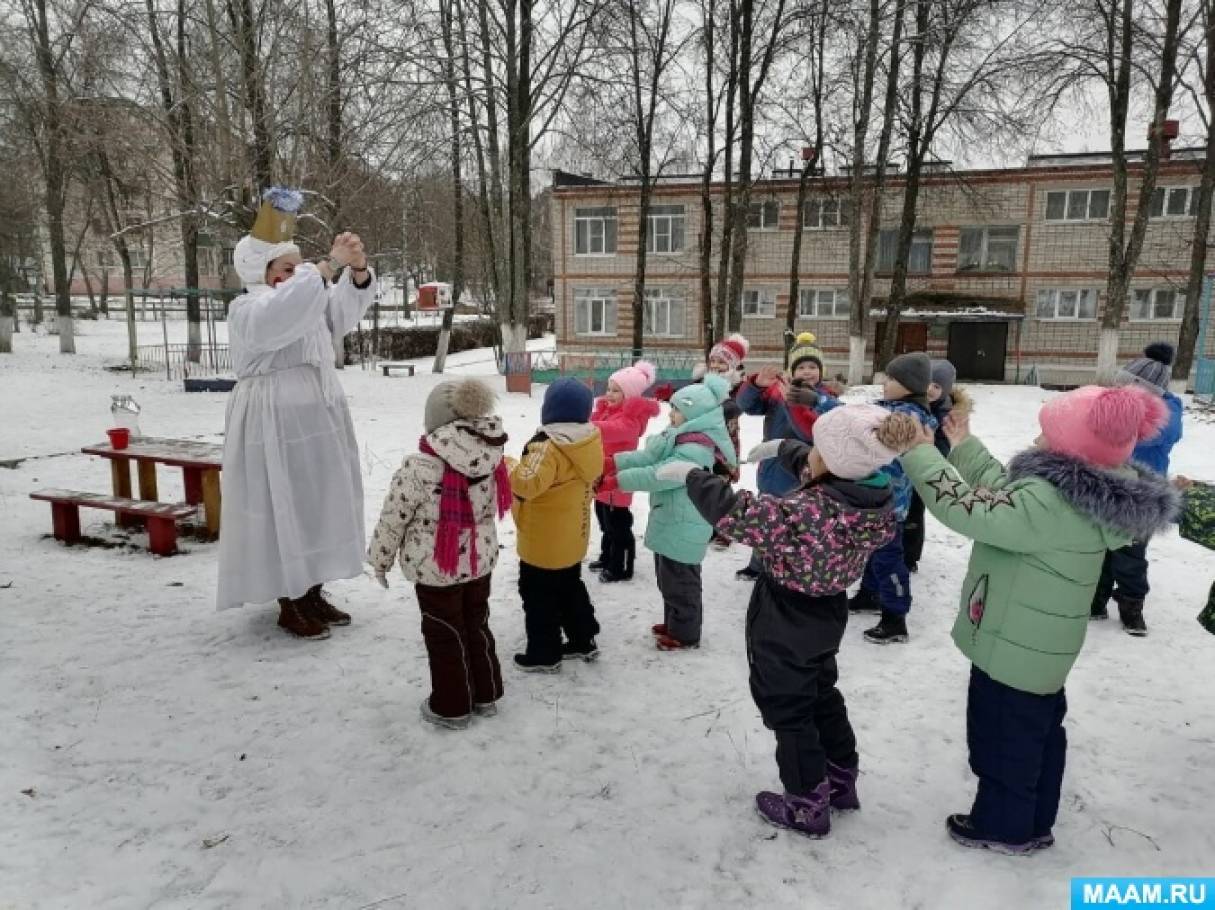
[516, 348, 702, 385]
[1197, 276, 1215, 407]
[136, 344, 232, 381]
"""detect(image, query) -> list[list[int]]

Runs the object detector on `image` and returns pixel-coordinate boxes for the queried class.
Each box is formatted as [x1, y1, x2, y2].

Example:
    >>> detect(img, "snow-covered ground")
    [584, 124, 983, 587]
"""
[2, 321, 1213, 910]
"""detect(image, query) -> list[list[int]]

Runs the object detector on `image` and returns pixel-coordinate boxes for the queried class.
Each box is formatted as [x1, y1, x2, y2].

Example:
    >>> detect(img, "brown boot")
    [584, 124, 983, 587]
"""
[305, 585, 351, 626]
[277, 597, 331, 639]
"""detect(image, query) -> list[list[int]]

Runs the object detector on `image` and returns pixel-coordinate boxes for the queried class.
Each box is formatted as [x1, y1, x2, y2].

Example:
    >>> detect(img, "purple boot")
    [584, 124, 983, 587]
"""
[755, 780, 831, 838]
[826, 760, 861, 811]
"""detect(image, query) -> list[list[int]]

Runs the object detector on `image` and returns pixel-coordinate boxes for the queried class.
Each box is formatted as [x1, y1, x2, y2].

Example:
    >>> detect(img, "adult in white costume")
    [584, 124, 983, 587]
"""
[217, 195, 376, 639]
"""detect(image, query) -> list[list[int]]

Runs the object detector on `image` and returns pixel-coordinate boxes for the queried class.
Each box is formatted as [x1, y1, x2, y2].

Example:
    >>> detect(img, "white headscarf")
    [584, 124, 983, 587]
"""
[234, 235, 300, 288]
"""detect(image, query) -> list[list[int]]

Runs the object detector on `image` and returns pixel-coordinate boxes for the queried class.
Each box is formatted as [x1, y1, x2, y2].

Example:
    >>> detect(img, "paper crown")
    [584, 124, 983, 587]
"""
[250, 186, 303, 243]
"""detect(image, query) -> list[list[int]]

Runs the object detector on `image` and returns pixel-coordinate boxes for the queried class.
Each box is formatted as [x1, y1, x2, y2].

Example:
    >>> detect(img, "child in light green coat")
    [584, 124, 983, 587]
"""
[603, 374, 737, 650]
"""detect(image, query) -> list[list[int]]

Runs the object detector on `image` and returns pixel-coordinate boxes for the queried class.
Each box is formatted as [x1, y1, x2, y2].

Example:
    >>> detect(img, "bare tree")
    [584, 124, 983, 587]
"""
[877, 0, 1040, 370]
[724, 0, 791, 334]
[783, 0, 829, 358]
[844, 0, 905, 382]
[1177, 0, 1215, 387]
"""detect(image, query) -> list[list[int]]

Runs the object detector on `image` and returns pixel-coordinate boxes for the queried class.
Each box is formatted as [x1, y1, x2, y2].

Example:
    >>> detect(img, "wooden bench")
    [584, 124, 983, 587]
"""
[30, 489, 198, 556]
[380, 362, 416, 377]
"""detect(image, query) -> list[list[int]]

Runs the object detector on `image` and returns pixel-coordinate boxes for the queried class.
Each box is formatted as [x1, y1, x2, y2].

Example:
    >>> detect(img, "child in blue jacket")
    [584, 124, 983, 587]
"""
[734, 333, 841, 580]
[847, 352, 938, 644]
[1090, 342, 1184, 635]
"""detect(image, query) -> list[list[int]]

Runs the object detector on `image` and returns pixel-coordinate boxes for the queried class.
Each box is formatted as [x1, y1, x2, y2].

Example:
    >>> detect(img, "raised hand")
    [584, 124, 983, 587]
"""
[329, 232, 365, 268]
[942, 412, 970, 448]
[754, 364, 785, 389]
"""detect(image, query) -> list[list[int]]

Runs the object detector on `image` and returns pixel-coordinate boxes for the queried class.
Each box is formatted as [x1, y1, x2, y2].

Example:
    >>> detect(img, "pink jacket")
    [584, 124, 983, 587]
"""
[591, 396, 661, 507]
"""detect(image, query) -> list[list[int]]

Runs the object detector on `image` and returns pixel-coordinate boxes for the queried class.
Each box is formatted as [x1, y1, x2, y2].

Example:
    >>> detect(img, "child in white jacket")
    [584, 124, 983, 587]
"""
[369, 379, 513, 730]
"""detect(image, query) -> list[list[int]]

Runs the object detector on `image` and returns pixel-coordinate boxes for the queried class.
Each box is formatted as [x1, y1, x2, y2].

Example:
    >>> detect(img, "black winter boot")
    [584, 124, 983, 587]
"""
[848, 588, 881, 614]
[864, 611, 909, 644]
[1116, 598, 1147, 637]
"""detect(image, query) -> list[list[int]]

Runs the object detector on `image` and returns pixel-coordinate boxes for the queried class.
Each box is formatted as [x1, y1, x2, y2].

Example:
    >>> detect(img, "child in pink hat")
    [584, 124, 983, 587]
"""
[589, 361, 661, 583]
[898, 385, 1179, 854]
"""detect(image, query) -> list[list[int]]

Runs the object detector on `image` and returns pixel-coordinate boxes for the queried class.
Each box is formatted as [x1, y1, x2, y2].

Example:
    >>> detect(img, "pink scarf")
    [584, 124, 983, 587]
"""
[419, 436, 512, 578]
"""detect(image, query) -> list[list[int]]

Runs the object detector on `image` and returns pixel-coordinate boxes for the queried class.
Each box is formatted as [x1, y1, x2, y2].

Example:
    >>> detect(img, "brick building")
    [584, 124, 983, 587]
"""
[550, 152, 1215, 385]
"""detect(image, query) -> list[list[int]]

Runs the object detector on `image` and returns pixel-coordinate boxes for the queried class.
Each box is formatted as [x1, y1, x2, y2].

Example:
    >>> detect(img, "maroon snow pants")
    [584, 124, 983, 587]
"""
[415, 574, 504, 718]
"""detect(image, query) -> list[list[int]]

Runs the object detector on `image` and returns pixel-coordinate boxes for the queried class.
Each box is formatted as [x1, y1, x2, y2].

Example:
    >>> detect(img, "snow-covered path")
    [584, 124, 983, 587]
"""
[2, 322, 1213, 909]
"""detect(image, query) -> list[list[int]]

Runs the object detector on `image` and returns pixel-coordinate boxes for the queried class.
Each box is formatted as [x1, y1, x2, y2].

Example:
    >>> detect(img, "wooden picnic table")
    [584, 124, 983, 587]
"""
[81, 437, 224, 535]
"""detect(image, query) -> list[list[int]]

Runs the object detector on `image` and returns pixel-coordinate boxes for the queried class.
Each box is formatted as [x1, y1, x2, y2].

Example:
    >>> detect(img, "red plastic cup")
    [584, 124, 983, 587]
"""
[107, 427, 130, 450]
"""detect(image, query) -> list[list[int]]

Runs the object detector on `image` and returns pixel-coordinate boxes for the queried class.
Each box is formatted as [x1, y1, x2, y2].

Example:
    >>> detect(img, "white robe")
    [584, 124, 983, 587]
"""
[216, 264, 376, 609]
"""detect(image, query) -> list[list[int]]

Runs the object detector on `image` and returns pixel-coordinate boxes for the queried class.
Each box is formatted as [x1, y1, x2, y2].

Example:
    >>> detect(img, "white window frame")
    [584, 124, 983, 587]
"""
[646, 205, 686, 254]
[1035, 288, 1098, 321]
[573, 288, 618, 336]
[958, 225, 1019, 273]
[802, 197, 849, 230]
[95, 248, 114, 270]
[747, 200, 780, 231]
[574, 206, 618, 256]
[1149, 185, 1200, 219]
[127, 246, 148, 270]
[642, 288, 686, 337]
[797, 287, 850, 320]
[1131, 287, 1184, 322]
[741, 287, 777, 318]
[877, 228, 933, 274]
[1044, 188, 1110, 222]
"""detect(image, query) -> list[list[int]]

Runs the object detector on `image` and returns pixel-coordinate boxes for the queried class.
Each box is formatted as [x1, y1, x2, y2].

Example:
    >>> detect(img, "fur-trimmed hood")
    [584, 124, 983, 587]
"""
[1007, 448, 1180, 544]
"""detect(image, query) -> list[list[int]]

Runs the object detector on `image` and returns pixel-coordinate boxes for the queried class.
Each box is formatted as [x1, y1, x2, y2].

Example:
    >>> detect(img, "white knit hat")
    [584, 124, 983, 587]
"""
[813, 405, 902, 480]
[234, 235, 299, 288]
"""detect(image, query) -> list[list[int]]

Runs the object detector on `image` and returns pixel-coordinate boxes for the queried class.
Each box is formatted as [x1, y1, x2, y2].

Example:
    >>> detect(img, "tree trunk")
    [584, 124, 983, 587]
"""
[724, 0, 755, 335]
[785, 159, 814, 357]
[714, 1, 739, 338]
[1175, 1, 1215, 387]
[146, 0, 203, 361]
[122, 257, 137, 370]
[0, 290, 13, 353]
[1098, 0, 1184, 382]
[324, 0, 342, 228]
[31, 0, 73, 353]
[232, 0, 274, 188]
[698, 0, 717, 359]
[435, 0, 464, 374]
[99, 268, 110, 317]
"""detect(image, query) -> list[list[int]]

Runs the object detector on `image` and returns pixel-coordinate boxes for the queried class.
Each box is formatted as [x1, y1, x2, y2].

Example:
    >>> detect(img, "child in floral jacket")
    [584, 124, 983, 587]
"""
[659, 404, 917, 838]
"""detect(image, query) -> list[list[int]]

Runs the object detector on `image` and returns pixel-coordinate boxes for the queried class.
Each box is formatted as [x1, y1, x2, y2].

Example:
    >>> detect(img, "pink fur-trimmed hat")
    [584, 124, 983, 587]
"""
[1038, 385, 1167, 468]
[609, 360, 657, 399]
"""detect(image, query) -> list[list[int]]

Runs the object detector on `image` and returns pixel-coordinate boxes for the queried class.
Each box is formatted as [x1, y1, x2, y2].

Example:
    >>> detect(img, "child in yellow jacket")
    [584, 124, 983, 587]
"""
[510, 378, 604, 672]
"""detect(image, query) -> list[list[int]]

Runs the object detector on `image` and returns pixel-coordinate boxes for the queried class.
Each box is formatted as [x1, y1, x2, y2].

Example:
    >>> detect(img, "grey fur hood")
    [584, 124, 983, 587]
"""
[1007, 448, 1180, 543]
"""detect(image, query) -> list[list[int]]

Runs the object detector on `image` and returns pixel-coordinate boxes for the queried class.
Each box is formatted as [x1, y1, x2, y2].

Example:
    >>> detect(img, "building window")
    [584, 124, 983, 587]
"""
[877, 228, 933, 273]
[222, 248, 235, 267]
[1149, 186, 1201, 218]
[646, 205, 685, 254]
[741, 288, 777, 318]
[958, 225, 1019, 273]
[574, 206, 618, 255]
[573, 287, 618, 335]
[127, 247, 148, 270]
[643, 288, 686, 337]
[95, 248, 114, 270]
[747, 200, 780, 230]
[802, 197, 849, 230]
[798, 288, 850, 319]
[1044, 188, 1110, 222]
[1131, 288, 1183, 321]
[1035, 288, 1098, 321]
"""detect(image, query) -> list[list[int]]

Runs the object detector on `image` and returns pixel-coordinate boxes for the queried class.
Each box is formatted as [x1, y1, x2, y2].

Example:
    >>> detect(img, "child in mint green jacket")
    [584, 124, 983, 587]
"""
[899, 385, 1177, 855]
[603, 374, 737, 650]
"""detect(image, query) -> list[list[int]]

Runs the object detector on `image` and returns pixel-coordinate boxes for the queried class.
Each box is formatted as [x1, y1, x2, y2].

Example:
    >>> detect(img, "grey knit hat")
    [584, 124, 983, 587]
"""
[930, 359, 957, 396]
[424, 378, 497, 433]
[884, 352, 932, 397]
[1114, 343, 1174, 397]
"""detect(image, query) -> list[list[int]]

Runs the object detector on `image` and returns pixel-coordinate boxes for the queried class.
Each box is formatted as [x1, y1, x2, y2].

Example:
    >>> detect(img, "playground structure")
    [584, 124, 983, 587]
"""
[128, 288, 237, 381]
[500, 348, 703, 396]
